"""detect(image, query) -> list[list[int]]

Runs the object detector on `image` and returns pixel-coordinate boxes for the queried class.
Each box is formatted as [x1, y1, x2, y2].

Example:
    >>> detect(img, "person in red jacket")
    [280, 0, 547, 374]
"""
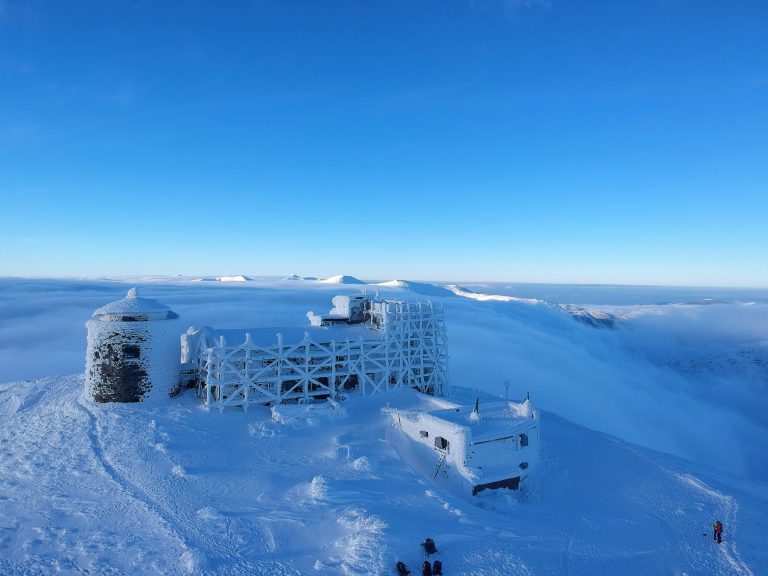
[713, 520, 723, 543]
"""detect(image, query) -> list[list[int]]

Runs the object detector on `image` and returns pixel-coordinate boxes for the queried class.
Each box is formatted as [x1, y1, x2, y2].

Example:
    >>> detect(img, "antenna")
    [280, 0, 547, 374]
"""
[504, 379, 510, 400]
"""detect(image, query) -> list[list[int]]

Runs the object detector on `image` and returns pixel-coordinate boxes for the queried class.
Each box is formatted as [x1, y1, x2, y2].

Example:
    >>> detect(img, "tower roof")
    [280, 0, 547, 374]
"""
[91, 288, 177, 321]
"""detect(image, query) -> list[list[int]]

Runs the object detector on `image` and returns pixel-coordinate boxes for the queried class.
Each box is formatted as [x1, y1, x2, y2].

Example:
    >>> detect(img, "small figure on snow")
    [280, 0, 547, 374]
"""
[422, 560, 432, 576]
[432, 559, 443, 575]
[421, 537, 438, 556]
[396, 560, 411, 575]
[713, 520, 723, 544]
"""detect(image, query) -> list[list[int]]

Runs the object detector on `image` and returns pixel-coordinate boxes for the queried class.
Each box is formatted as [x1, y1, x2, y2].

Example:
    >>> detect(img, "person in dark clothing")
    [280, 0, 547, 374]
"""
[432, 559, 443, 575]
[713, 520, 723, 544]
[422, 560, 432, 576]
[422, 538, 437, 555]
[396, 560, 411, 575]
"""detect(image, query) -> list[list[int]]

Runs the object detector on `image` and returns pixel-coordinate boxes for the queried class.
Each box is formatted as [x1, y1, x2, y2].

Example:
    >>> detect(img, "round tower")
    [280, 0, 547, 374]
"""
[85, 288, 181, 403]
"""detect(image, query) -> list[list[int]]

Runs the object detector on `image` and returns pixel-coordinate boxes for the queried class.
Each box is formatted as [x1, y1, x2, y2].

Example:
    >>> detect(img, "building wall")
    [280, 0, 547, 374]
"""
[390, 410, 476, 488]
[85, 318, 180, 404]
[466, 423, 539, 485]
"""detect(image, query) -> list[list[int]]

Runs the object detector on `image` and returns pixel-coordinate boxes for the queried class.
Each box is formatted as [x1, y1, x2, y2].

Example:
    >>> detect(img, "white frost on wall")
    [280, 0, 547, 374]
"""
[85, 288, 180, 404]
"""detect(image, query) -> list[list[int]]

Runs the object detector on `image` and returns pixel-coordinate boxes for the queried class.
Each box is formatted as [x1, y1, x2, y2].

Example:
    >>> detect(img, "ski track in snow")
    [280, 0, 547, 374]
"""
[675, 474, 754, 576]
[78, 396, 305, 575]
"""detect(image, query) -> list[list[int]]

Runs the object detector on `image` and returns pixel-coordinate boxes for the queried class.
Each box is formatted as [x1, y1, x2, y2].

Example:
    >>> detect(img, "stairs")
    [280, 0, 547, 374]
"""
[433, 451, 447, 478]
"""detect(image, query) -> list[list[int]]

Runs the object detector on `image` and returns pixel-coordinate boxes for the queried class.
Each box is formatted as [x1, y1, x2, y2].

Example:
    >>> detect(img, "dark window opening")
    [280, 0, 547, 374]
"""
[519, 462, 529, 470]
[520, 433, 529, 447]
[420, 430, 429, 438]
[434, 436, 449, 450]
[123, 345, 141, 359]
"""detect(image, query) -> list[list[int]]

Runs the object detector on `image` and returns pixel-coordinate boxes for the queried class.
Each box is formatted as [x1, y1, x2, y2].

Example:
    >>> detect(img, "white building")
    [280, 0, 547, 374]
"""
[181, 295, 449, 410]
[389, 398, 539, 495]
[85, 288, 181, 403]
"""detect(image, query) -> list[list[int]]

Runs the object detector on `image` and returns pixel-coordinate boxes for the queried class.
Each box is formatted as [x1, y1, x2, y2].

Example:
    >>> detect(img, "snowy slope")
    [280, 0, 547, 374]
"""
[0, 377, 763, 575]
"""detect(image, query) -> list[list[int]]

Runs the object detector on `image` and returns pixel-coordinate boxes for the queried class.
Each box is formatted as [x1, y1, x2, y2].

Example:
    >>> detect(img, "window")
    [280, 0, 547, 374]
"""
[519, 462, 529, 470]
[520, 433, 529, 448]
[123, 345, 140, 359]
[434, 436, 449, 450]
[420, 430, 429, 438]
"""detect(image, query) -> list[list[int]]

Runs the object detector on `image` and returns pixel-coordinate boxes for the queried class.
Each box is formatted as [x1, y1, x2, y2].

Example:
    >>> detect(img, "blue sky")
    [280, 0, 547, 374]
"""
[1, 0, 766, 286]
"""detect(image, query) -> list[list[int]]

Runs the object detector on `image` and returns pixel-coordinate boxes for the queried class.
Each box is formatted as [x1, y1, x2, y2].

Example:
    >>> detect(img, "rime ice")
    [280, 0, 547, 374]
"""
[84, 288, 180, 403]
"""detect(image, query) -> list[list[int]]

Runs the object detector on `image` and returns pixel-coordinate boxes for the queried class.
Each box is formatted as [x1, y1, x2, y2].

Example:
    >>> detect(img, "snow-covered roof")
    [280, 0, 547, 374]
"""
[92, 288, 177, 321]
[429, 400, 536, 443]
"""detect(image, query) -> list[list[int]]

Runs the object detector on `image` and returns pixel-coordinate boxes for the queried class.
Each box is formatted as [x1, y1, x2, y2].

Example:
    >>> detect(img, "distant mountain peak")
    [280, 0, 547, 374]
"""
[318, 275, 366, 285]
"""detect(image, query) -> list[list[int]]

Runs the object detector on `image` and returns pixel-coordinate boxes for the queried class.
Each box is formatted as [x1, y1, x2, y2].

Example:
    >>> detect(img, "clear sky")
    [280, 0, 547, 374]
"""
[1, 0, 766, 286]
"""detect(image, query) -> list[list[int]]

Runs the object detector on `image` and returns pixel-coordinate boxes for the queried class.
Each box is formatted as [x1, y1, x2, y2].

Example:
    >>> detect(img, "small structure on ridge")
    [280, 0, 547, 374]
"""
[388, 397, 539, 495]
[85, 288, 180, 403]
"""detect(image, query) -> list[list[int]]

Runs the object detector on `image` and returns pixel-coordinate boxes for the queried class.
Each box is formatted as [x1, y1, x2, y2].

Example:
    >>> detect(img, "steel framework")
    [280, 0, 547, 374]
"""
[192, 300, 448, 410]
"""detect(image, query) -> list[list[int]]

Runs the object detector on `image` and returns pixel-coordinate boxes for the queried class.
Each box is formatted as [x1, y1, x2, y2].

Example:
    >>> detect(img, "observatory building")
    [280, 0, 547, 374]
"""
[83, 288, 538, 495]
[84, 291, 448, 408]
[85, 288, 181, 403]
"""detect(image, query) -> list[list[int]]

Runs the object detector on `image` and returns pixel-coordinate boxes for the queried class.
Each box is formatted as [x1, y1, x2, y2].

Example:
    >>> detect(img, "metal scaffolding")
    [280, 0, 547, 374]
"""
[192, 300, 448, 410]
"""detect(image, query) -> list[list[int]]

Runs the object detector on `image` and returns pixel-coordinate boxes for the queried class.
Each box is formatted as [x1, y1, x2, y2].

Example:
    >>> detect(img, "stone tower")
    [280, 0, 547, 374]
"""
[85, 288, 180, 403]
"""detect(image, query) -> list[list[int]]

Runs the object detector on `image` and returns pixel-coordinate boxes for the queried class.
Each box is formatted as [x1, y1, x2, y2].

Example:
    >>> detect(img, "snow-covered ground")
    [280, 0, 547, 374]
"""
[0, 276, 766, 575]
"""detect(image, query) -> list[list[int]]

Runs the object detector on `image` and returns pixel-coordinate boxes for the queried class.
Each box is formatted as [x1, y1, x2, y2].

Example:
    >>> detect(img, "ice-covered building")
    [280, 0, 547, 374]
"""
[83, 291, 448, 409]
[181, 295, 449, 410]
[389, 398, 539, 495]
[85, 288, 181, 403]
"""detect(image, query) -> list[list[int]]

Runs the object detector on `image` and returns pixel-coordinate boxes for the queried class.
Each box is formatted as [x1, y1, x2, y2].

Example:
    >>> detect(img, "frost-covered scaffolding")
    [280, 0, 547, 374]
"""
[181, 296, 448, 410]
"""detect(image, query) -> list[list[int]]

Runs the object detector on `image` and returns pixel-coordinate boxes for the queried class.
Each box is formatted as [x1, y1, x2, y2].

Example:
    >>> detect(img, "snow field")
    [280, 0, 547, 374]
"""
[0, 376, 763, 574]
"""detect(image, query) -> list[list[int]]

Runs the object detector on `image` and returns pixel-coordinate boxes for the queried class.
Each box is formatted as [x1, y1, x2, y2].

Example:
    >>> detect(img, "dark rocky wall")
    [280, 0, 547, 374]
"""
[88, 330, 151, 403]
